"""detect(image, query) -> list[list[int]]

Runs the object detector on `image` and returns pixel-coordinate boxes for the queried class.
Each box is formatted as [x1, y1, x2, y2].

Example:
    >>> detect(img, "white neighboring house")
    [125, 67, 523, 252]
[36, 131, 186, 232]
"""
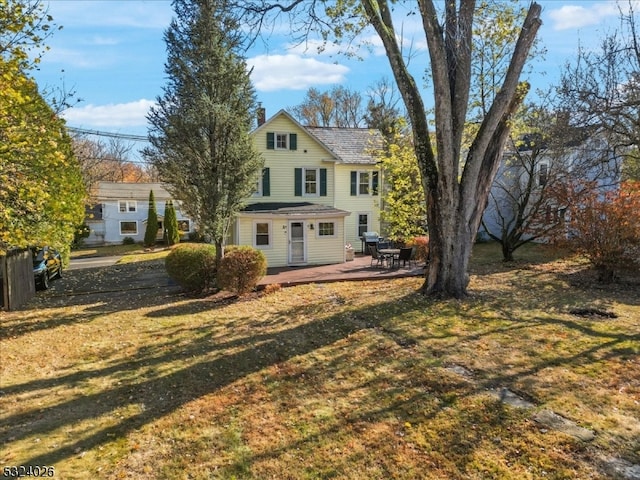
[84, 182, 196, 246]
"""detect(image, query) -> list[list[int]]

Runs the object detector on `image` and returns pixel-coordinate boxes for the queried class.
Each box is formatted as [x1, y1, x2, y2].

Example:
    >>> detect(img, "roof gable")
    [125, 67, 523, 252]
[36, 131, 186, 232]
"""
[254, 109, 383, 165]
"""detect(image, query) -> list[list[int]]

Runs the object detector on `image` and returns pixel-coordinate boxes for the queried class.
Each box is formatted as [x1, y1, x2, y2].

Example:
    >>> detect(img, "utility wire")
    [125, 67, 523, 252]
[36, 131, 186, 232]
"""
[67, 126, 149, 142]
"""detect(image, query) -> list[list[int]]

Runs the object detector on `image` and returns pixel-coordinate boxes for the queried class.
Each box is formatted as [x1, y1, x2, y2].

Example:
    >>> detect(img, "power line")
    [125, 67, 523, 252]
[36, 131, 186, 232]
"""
[67, 126, 149, 142]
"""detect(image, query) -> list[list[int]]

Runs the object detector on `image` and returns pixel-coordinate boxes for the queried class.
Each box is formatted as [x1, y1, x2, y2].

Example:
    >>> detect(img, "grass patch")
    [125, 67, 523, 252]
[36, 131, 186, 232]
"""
[1, 243, 638, 479]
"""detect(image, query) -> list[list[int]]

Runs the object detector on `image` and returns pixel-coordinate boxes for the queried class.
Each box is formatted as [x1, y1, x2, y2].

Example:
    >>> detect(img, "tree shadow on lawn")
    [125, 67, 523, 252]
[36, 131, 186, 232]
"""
[2, 278, 637, 475]
[0, 294, 414, 468]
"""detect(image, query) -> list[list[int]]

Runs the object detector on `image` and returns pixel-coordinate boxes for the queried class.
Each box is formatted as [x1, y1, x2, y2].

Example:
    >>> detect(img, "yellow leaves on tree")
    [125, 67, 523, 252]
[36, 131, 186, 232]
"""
[0, 59, 86, 255]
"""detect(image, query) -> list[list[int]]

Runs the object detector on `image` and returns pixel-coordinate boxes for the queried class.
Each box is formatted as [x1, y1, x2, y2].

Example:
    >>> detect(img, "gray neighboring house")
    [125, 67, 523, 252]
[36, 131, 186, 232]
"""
[84, 182, 196, 246]
[480, 131, 623, 242]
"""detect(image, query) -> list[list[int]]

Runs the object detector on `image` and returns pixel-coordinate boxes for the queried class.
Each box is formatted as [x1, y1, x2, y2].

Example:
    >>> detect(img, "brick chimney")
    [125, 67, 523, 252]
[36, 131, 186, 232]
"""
[257, 104, 266, 127]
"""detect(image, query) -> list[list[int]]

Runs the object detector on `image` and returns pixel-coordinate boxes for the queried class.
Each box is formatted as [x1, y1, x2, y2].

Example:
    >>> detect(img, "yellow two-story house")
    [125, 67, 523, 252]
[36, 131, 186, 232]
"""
[232, 110, 383, 268]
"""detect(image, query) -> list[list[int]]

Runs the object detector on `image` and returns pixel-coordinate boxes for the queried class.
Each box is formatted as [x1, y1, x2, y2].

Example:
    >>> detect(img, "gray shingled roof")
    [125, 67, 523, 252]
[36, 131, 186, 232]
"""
[304, 127, 383, 165]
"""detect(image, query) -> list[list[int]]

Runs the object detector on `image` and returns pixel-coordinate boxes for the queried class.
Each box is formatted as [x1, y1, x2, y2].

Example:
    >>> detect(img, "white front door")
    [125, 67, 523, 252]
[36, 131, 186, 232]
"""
[288, 221, 306, 264]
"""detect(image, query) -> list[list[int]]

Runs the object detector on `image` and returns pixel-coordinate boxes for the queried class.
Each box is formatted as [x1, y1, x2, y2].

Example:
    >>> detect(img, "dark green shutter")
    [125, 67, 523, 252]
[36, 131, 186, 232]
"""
[372, 170, 379, 196]
[289, 133, 297, 150]
[266, 132, 275, 149]
[262, 168, 270, 196]
[320, 168, 327, 196]
[294, 168, 302, 196]
[350, 171, 357, 196]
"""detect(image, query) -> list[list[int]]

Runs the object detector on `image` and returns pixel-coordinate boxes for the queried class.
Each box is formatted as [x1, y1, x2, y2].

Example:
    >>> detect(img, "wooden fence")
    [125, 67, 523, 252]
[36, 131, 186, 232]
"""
[1, 248, 35, 311]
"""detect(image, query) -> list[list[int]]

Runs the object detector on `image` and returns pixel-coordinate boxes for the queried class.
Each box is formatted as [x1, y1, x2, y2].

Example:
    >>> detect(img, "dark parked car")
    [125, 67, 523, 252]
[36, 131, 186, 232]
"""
[32, 246, 62, 290]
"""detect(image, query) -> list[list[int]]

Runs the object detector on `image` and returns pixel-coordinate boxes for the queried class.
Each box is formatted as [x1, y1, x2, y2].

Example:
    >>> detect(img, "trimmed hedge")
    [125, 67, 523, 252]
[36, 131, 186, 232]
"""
[165, 243, 217, 292]
[217, 246, 267, 295]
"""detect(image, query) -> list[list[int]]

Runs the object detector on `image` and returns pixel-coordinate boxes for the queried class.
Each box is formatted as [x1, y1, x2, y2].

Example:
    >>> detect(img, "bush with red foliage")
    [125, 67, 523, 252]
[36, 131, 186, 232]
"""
[563, 181, 640, 281]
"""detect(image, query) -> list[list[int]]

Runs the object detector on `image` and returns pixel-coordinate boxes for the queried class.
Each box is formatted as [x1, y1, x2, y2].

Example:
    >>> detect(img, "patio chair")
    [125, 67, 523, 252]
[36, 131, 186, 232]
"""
[394, 247, 414, 267]
[370, 246, 391, 268]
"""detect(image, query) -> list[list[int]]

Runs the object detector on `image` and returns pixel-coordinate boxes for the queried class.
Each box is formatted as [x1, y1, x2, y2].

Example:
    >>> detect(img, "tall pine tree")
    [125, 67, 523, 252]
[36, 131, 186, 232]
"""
[144, 0, 262, 264]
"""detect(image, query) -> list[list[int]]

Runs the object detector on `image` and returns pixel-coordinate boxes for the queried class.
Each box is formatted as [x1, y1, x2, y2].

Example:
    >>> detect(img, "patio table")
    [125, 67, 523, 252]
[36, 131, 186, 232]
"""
[378, 248, 400, 268]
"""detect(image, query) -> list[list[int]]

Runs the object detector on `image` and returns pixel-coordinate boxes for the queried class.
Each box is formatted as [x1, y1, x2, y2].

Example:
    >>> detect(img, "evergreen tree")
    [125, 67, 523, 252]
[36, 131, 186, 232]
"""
[144, 0, 262, 264]
[164, 200, 180, 246]
[144, 190, 158, 247]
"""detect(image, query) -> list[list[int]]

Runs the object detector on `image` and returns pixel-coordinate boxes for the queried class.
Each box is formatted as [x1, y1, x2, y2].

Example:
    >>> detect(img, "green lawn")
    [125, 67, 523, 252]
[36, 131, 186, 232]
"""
[1, 243, 638, 479]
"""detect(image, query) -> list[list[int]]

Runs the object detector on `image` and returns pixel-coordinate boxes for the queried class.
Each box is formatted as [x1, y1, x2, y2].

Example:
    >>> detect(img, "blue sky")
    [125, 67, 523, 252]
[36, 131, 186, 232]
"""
[31, 0, 638, 142]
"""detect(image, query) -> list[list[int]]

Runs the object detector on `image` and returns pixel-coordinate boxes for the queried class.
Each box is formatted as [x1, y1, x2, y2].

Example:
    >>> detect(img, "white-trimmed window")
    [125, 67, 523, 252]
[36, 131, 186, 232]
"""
[177, 220, 190, 232]
[119, 200, 137, 213]
[357, 213, 369, 237]
[537, 162, 549, 186]
[304, 168, 319, 196]
[253, 221, 272, 247]
[276, 133, 288, 149]
[120, 221, 138, 235]
[358, 171, 371, 195]
[351, 170, 379, 196]
[317, 221, 335, 237]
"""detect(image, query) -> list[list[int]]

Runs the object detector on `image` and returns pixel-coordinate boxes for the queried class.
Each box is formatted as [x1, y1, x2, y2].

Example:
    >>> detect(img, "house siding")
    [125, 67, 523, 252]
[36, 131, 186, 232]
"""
[252, 116, 335, 206]
[237, 214, 346, 267]
[334, 163, 381, 250]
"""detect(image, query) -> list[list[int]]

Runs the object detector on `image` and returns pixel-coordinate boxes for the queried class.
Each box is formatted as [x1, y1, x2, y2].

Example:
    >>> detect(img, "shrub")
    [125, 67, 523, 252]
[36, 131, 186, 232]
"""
[561, 181, 640, 282]
[122, 237, 136, 245]
[217, 246, 267, 295]
[188, 230, 205, 242]
[165, 243, 217, 292]
[406, 236, 430, 262]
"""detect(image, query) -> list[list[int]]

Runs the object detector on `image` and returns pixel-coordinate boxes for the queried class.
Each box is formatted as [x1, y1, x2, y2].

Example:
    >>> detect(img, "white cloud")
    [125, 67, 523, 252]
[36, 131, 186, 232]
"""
[548, 3, 621, 30]
[247, 54, 349, 92]
[62, 99, 156, 128]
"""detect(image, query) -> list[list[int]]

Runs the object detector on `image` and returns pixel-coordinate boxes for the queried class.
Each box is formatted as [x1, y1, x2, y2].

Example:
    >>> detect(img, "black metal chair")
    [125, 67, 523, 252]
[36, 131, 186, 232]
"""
[370, 246, 391, 268]
[394, 247, 415, 268]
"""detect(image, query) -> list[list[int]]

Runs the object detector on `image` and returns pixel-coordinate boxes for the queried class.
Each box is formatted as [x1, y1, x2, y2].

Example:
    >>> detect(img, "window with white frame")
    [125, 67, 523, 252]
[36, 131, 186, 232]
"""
[118, 200, 137, 213]
[120, 221, 138, 235]
[357, 214, 369, 237]
[177, 220, 190, 232]
[317, 222, 335, 237]
[358, 171, 371, 195]
[254, 221, 271, 247]
[276, 133, 288, 149]
[537, 162, 549, 186]
[304, 168, 319, 196]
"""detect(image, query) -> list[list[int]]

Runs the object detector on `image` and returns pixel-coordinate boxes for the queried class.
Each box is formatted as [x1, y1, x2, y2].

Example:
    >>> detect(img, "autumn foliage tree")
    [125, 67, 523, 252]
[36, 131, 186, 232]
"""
[0, 1, 85, 255]
[380, 131, 427, 241]
[561, 181, 640, 282]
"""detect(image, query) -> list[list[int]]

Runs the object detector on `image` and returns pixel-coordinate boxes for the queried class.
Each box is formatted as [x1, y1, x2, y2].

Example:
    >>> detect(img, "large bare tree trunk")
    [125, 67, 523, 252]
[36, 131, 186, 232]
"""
[363, 0, 542, 298]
